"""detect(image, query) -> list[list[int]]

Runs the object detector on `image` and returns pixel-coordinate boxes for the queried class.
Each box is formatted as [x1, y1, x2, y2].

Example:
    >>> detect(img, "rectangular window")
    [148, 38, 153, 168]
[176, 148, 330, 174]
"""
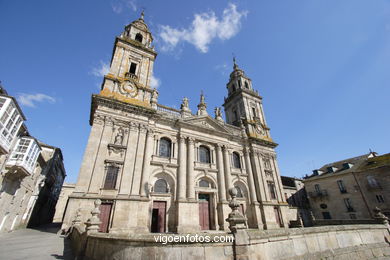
[349, 213, 357, 219]
[337, 180, 347, 193]
[322, 212, 331, 219]
[129, 62, 137, 74]
[376, 194, 385, 203]
[104, 166, 119, 189]
[344, 198, 354, 212]
[314, 184, 321, 193]
[252, 107, 257, 118]
[267, 181, 276, 200]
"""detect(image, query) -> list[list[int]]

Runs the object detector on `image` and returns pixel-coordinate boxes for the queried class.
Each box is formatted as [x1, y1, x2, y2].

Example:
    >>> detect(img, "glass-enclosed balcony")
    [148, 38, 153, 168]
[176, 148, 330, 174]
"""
[6, 137, 41, 177]
[0, 96, 25, 154]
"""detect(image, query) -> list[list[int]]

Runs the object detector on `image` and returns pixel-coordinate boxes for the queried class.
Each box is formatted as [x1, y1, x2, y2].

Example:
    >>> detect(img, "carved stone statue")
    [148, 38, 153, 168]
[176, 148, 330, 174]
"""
[215, 107, 224, 122]
[114, 127, 124, 145]
[197, 92, 208, 116]
[181, 97, 189, 110]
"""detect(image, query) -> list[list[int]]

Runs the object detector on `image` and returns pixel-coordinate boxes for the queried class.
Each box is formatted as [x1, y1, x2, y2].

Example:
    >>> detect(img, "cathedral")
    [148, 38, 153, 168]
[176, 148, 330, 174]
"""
[63, 13, 290, 234]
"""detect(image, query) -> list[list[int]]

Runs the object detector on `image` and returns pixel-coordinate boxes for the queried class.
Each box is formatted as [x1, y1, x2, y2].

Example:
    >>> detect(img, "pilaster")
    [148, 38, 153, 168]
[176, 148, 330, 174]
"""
[186, 137, 195, 200]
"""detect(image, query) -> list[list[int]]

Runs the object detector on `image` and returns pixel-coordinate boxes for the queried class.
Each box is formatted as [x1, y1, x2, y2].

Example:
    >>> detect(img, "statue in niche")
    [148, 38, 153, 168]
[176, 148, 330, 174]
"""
[114, 127, 124, 145]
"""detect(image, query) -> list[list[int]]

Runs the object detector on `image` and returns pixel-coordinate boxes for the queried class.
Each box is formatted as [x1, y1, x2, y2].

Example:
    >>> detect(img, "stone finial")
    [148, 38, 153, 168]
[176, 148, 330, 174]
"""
[373, 207, 389, 225]
[85, 199, 102, 234]
[226, 187, 247, 233]
[196, 92, 208, 116]
[214, 107, 224, 122]
[72, 208, 82, 226]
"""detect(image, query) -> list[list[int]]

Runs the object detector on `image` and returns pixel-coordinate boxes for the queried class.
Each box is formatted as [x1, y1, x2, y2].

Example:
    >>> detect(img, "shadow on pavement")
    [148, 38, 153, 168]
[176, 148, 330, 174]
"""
[31, 222, 62, 234]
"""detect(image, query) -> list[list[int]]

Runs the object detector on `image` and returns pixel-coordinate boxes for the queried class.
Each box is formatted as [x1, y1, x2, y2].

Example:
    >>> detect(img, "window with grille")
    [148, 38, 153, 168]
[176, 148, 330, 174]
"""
[344, 198, 354, 212]
[337, 180, 347, 193]
[154, 179, 168, 193]
[232, 152, 241, 169]
[376, 194, 385, 203]
[235, 186, 243, 198]
[267, 181, 276, 200]
[159, 138, 171, 158]
[199, 179, 210, 188]
[103, 166, 119, 189]
[199, 146, 210, 163]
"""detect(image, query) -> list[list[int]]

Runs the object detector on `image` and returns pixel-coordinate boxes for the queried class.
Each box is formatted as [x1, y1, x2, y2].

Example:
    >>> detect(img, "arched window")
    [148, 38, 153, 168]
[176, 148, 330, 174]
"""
[135, 33, 143, 43]
[245, 81, 249, 89]
[199, 179, 210, 188]
[232, 84, 236, 91]
[159, 138, 171, 158]
[154, 179, 168, 193]
[199, 146, 210, 163]
[232, 152, 241, 169]
[235, 186, 243, 198]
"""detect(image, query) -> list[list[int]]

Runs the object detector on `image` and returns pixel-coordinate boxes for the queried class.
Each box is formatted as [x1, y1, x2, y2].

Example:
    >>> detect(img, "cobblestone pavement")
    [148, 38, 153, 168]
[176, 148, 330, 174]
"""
[0, 223, 74, 260]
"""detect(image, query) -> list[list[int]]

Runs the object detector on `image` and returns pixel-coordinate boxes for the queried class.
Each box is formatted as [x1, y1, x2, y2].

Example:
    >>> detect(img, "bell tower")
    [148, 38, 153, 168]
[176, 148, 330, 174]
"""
[99, 12, 158, 108]
[223, 59, 274, 144]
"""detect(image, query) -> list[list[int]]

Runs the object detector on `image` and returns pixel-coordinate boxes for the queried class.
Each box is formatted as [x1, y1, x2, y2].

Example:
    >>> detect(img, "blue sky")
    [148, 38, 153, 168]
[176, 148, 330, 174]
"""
[1, 0, 389, 182]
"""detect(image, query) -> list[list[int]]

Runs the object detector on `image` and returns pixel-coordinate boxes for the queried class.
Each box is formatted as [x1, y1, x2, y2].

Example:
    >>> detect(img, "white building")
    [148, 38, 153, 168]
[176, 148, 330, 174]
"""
[0, 86, 65, 232]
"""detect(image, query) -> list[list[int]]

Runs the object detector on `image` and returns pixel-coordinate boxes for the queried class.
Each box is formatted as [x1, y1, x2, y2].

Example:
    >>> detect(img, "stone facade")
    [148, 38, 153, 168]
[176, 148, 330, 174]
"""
[281, 176, 312, 227]
[63, 13, 290, 234]
[0, 86, 65, 232]
[53, 183, 75, 223]
[304, 152, 390, 220]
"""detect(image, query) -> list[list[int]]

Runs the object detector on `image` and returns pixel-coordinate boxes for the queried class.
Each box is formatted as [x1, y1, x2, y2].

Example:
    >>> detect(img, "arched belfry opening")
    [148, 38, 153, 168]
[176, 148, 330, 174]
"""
[135, 33, 143, 43]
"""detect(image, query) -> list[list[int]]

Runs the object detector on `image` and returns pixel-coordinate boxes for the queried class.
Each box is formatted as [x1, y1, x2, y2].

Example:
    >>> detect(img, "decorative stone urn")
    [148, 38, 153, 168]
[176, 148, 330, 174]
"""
[85, 199, 102, 234]
[226, 187, 247, 233]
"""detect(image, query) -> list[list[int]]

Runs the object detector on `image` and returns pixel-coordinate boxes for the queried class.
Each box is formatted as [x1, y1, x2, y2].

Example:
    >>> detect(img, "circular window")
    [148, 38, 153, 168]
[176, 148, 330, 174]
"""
[320, 204, 327, 209]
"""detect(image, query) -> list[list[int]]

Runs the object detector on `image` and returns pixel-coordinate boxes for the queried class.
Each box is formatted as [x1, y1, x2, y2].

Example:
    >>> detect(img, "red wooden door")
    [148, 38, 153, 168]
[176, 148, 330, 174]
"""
[151, 201, 166, 233]
[99, 203, 112, 233]
[198, 194, 210, 230]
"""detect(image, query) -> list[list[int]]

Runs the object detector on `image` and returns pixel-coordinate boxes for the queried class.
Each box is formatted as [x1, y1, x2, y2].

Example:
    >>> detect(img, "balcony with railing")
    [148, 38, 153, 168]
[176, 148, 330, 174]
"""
[5, 137, 41, 178]
[0, 97, 24, 155]
[308, 190, 329, 199]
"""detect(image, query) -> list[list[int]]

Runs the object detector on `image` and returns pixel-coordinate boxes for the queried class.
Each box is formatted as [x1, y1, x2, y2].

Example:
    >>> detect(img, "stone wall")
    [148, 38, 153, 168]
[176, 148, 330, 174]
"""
[69, 224, 390, 260]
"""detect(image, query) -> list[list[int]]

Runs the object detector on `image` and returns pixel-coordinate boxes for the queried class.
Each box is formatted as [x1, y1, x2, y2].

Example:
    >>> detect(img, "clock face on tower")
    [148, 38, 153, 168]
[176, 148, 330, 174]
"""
[119, 81, 138, 98]
[255, 124, 265, 135]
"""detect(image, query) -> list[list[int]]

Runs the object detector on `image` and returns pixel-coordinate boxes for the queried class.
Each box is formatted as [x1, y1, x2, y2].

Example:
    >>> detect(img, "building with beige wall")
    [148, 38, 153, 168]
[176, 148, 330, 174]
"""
[0, 85, 65, 232]
[63, 13, 291, 234]
[303, 152, 390, 221]
[53, 183, 75, 223]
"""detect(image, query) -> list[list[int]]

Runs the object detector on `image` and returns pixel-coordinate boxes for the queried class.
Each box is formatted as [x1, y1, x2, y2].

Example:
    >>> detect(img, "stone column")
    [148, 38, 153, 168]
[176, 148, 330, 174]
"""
[186, 137, 195, 200]
[244, 147, 257, 203]
[177, 135, 187, 200]
[216, 144, 226, 202]
[140, 129, 154, 197]
[223, 145, 232, 198]
[251, 152, 267, 202]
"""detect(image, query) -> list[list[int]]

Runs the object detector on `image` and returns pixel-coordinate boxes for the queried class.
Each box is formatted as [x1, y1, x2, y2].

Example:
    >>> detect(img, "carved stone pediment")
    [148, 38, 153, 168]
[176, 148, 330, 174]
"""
[180, 116, 231, 134]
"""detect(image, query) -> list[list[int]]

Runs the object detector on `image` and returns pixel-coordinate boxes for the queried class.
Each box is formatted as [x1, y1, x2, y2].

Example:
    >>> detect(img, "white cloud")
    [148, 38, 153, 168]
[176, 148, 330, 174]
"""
[91, 61, 110, 77]
[17, 93, 56, 108]
[111, 0, 137, 14]
[214, 63, 229, 75]
[158, 3, 247, 53]
[150, 75, 161, 89]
